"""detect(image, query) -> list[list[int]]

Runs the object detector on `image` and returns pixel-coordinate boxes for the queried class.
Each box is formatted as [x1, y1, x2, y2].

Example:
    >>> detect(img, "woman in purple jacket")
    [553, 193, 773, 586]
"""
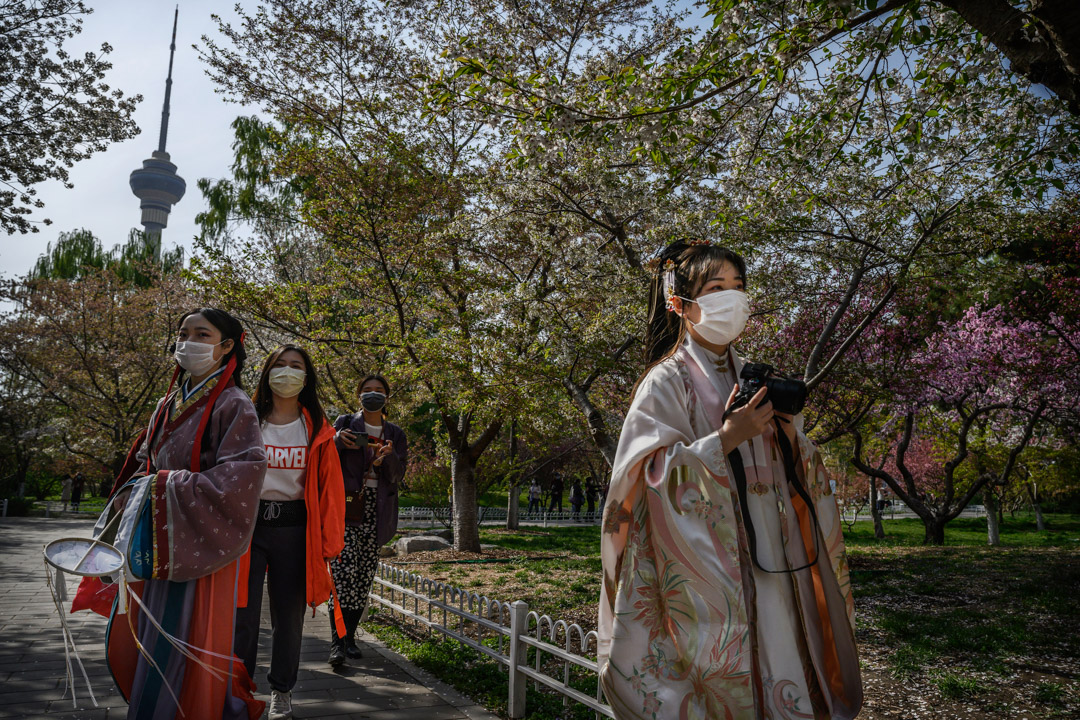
[327, 374, 408, 665]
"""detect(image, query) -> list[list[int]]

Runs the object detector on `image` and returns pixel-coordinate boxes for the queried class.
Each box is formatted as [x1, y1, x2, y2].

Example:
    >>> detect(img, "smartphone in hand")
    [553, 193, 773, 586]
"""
[342, 429, 369, 448]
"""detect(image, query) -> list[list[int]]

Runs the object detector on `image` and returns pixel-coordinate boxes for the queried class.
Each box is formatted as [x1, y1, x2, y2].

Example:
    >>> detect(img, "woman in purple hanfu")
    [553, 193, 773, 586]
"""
[96, 308, 267, 720]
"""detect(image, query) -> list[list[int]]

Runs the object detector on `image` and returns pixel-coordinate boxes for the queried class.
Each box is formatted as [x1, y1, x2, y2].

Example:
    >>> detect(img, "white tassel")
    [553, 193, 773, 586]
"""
[117, 569, 128, 615]
[125, 587, 234, 678]
[44, 562, 98, 710]
[55, 568, 67, 603]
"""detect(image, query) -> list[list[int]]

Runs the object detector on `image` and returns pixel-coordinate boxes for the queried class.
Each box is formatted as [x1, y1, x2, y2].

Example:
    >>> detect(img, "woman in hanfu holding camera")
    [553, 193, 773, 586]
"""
[327, 374, 408, 665]
[598, 240, 862, 720]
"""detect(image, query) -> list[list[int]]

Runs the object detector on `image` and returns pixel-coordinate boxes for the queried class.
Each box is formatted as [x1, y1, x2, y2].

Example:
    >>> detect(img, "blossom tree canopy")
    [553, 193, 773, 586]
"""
[0, 0, 141, 233]
[850, 298, 1078, 543]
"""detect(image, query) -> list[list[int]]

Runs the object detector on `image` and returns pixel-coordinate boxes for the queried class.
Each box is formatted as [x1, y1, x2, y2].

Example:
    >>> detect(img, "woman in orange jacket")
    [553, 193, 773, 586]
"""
[234, 344, 345, 720]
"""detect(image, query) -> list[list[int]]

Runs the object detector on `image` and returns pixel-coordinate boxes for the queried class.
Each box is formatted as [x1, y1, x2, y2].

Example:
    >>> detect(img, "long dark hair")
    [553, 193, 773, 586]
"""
[252, 344, 326, 436]
[176, 307, 247, 389]
[641, 239, 747, 373]
[358, 374, 391, 418]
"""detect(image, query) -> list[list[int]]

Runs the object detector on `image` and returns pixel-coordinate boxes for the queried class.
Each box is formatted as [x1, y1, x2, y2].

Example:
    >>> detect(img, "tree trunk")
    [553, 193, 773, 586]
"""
[923, 517, 946, 545]
[984, 490, 1001, 547]
[937, 0, 1080, 115]
[15, 457, 30, 497]
[451, 450, 481, 552]
[1025, 482, 1046, 531]
[506, 482, 520, 531]
[869, 478, 885, 539]
[563, 378, 618, 466]
[109, 450, 127, 484]
[506, 420, 520, 530]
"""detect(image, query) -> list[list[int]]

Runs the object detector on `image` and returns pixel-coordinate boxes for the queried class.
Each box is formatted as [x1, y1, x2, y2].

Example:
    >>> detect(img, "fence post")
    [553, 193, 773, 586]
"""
[508, 600, 529, 719]
[1, 498, 6, 517]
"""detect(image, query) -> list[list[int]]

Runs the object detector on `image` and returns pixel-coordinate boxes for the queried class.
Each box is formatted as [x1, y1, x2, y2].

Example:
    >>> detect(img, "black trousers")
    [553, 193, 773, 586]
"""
[234, 520, 307, 693]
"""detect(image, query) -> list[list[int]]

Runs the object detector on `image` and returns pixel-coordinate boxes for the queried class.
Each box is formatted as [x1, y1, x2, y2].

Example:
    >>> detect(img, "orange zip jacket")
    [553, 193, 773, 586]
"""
[302, 408, 346, 607]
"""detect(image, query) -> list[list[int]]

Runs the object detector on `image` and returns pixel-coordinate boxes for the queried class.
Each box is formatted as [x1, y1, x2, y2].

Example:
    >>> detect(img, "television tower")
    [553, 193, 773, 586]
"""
[129, 6, 186, 259]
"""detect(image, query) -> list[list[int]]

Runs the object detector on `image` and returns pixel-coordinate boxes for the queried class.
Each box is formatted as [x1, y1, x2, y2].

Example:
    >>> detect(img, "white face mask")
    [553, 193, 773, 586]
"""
[268, 367, 306, 398]
[174, 340, 224, 375]
[681, 289, 750, 346]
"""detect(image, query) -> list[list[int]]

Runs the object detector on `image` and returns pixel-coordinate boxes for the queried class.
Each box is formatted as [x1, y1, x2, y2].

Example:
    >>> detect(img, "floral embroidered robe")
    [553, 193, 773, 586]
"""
[106, 376, 267, 720]
[599, 338, 861, 720]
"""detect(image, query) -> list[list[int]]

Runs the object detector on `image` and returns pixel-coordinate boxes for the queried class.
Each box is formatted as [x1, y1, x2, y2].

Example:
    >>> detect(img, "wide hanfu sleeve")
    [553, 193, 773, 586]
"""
[599, 361, 755, 720]
[153, 388, 267, 582]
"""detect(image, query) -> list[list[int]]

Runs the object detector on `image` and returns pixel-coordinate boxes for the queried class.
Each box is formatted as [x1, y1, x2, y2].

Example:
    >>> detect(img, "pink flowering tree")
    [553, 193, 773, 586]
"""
[850, 302, 1078, 544]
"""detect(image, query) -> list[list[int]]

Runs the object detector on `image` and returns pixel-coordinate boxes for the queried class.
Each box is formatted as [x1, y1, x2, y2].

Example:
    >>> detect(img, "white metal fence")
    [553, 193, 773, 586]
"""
[34, 500, 989, 526]
[839, 503, 987, 522]
[366, 562, 613, 719]
[31, 501, 604, 527]
[398, 505, 603, 526]
[35, 499, 108, 517]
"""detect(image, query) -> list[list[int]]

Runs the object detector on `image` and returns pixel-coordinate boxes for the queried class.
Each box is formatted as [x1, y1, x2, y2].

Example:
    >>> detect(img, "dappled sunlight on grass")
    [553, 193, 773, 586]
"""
[367, 515, 1080, 718]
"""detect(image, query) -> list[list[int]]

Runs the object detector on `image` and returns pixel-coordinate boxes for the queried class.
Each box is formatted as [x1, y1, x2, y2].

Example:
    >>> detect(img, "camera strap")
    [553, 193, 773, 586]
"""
[727, 421, 821, 574]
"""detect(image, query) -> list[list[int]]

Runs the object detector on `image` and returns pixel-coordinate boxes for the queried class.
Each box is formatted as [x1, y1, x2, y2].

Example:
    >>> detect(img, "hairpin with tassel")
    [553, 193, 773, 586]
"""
[662, 260, 678, 311]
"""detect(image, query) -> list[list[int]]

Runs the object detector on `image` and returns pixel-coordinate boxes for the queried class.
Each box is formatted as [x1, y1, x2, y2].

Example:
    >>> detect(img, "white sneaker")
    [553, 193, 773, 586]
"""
[269, 689, 293, 720]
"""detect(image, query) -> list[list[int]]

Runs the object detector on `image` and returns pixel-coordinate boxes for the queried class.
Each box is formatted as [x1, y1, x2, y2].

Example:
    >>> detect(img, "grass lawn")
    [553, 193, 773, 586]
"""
[364, 514, 1080, 719]
[847, 514, 1080, 719]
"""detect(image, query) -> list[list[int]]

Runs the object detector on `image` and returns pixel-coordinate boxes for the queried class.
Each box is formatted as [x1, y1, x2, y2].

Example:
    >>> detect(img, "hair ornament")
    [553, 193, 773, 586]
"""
[687, 238, 713, 246]
[662, 259, 678, 311]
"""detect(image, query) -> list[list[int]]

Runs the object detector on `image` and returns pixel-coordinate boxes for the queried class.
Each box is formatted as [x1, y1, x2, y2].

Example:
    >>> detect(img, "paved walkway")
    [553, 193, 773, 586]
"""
[0, 517, 499, 720]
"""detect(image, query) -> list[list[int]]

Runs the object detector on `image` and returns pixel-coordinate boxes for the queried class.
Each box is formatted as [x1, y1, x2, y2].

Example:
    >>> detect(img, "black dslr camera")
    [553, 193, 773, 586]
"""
[727, 363, 808, 416]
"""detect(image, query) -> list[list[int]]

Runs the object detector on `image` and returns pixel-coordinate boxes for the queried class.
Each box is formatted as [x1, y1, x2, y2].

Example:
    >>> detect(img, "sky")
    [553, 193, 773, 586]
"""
[0, 1, 255, 278]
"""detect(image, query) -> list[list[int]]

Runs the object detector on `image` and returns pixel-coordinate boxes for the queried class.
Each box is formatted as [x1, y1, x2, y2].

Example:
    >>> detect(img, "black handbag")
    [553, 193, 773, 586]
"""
[344, 490, 366, 522]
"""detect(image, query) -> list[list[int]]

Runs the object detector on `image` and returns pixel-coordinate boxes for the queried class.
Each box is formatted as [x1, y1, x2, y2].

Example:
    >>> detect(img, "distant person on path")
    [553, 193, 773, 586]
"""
[598, 241, 861, 719]
[72, 307, 268, 720]
[70, 472, 85, 511]
[60, 474, 72, 512]
[570, 478, 584, 520]
[548, 473, 564, 512]
[527, 480, 542, 515]
[585, 476, 599, 515]
[234, 345, 345, 720]
[328, 374, 408, 666]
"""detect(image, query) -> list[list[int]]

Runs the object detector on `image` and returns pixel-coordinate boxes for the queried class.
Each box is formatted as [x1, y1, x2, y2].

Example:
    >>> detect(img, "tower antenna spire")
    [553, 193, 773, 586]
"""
[158, 5, 179, 153]
[129, 5, 186, 256]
